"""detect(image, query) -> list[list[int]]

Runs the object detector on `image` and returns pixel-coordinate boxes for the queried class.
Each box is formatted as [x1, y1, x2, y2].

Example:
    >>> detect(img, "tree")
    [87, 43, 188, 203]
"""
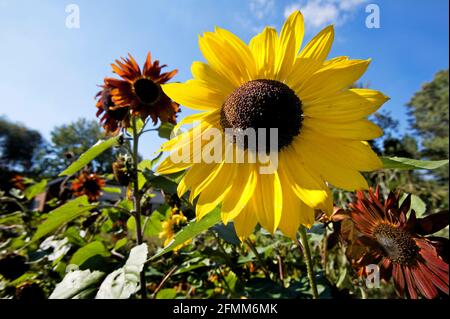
[407, 69, 449, 182]
[47, 118, 119, 175]
[0, 117, 43, 172]
[0, 117, 45, 190]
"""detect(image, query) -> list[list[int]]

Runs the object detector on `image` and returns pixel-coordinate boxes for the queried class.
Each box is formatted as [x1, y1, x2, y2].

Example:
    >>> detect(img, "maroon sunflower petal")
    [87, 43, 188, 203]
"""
[415, 211, 449, 236]
[403, 266, 418, 299]
[380, 257, 393, 280]
[412, 264, 439, 299]
[142, 52, 153, 77]
[419, 262, 449, 296]
[392, 263, 406, 296]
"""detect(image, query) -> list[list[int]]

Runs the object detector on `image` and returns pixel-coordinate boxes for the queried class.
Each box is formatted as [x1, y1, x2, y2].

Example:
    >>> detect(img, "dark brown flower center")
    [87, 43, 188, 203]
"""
[133, 78, 160, 104]
[220, 79, 302, 152]
[83, 177, 101, 194]
[373, 223, 419, 265]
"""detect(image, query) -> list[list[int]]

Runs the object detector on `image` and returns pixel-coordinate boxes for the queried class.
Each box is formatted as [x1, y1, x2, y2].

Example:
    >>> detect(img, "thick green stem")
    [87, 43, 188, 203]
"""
[298, 226, 319, 299]
[131, 117, 147, 299]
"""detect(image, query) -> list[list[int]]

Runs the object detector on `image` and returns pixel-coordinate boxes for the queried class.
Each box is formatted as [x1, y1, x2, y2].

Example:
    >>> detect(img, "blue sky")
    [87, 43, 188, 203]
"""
[0, 0, 448, 158]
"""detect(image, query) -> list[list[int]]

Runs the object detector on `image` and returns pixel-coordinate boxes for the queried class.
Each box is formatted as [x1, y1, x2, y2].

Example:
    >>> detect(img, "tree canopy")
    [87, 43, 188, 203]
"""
[48, 118, 118, 175]
[0, 117, 43, 172]
[407, 69, 449, 181]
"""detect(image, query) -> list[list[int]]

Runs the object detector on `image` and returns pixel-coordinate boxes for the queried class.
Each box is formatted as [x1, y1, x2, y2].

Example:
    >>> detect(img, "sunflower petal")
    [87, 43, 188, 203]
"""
[299, 59, 371, 102]
[249, 27, 278, 79]
[286, 25, 334, 90]
[189, 162, 232, 201]
[159, 120, 215, 153]
[253, 171, 283, 233]
[162, 80, 225, 110]
[303, 118, 383, 140]
[191, 61, 236, 95]
[215, 27, 257, 78]
[274, 10, 305, 81]
[279, 149, 333, 213]
[199, 30, 255, 87]
[278, 180, 314, 239]
[156, 155, 192, 175]
[195, 163, 236, 220]
[221, 164, 257, 224]
[295, 136, 369, 191]
[302, 130, 382, 172]
[303, 89, 389, 122]
[233, 202, 258, 240]
[177, 163, 218, 198]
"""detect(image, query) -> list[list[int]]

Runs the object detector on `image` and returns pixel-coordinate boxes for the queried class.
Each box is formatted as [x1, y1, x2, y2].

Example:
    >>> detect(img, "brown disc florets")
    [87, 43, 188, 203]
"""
[220, 79, 302, 152]
[372, 223, 420, 266]
[133, 78, 160, 104]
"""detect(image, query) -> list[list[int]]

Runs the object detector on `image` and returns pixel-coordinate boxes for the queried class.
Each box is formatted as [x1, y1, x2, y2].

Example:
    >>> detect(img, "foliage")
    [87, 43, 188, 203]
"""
[0, 117, 44, 172]
[0, 71, 448, 300]
[59, 136, 120, 177]
[49, 119, 122, 175]
[407, 69, 449, 181]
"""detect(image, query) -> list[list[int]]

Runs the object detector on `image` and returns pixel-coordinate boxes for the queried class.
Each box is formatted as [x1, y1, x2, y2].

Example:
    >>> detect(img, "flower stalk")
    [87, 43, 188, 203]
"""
[131, 116, 147, 299]
[298, 226, 319, 299]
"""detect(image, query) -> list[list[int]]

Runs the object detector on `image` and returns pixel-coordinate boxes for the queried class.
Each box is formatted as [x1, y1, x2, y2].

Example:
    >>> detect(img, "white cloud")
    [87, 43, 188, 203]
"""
[284, 0, 368, 30]
[339, 0, 367, 11]
[249, 0, 275, 20]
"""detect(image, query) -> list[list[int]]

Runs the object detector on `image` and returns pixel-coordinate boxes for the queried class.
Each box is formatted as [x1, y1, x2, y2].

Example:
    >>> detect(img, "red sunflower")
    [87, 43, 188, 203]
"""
[104, 52, 180, 124]
[349, 188, 449, 299]
[71, 171, 106, 202]
[95, 87, 130, 135]
[10, 174, 26, 191]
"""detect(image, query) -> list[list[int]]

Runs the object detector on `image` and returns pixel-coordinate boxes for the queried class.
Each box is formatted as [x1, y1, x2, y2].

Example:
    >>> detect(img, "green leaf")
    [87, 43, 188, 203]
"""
[24, 179, 47, 200]
[114, 237, 127, 251]
[9, 273, 37, 287]
[400, 193, 427, 217]
[32, 196, 96, 242]
[59, 136, 120, 176]
[225, 271, 238, 292]
[127, 118, 145, 135]
[118, 199, 133, 211]
[95, 243, 148, 299]
[69, 241, 110, 266]
[173, 260, 210, 275]
[141, 170, 179, 194]
[0, 211, 23, 225]
[149, 207, 221, 261]
[126, 212, 164, 238]
[137, 153, 162, 190]
[64, 226, 87, 246]
[156, 288, 177, 299]
[158, 122, 175, 139]
[49, 269, 105, 299]
[102, 186, 122, 194]
[145, 211, 166, 236]
[381, 157, 449, 170]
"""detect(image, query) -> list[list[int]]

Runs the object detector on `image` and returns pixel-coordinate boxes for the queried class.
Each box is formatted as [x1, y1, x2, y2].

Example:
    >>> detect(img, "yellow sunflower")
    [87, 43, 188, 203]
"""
[156, 10, 388, 240]
[159, 209, 190, 249]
